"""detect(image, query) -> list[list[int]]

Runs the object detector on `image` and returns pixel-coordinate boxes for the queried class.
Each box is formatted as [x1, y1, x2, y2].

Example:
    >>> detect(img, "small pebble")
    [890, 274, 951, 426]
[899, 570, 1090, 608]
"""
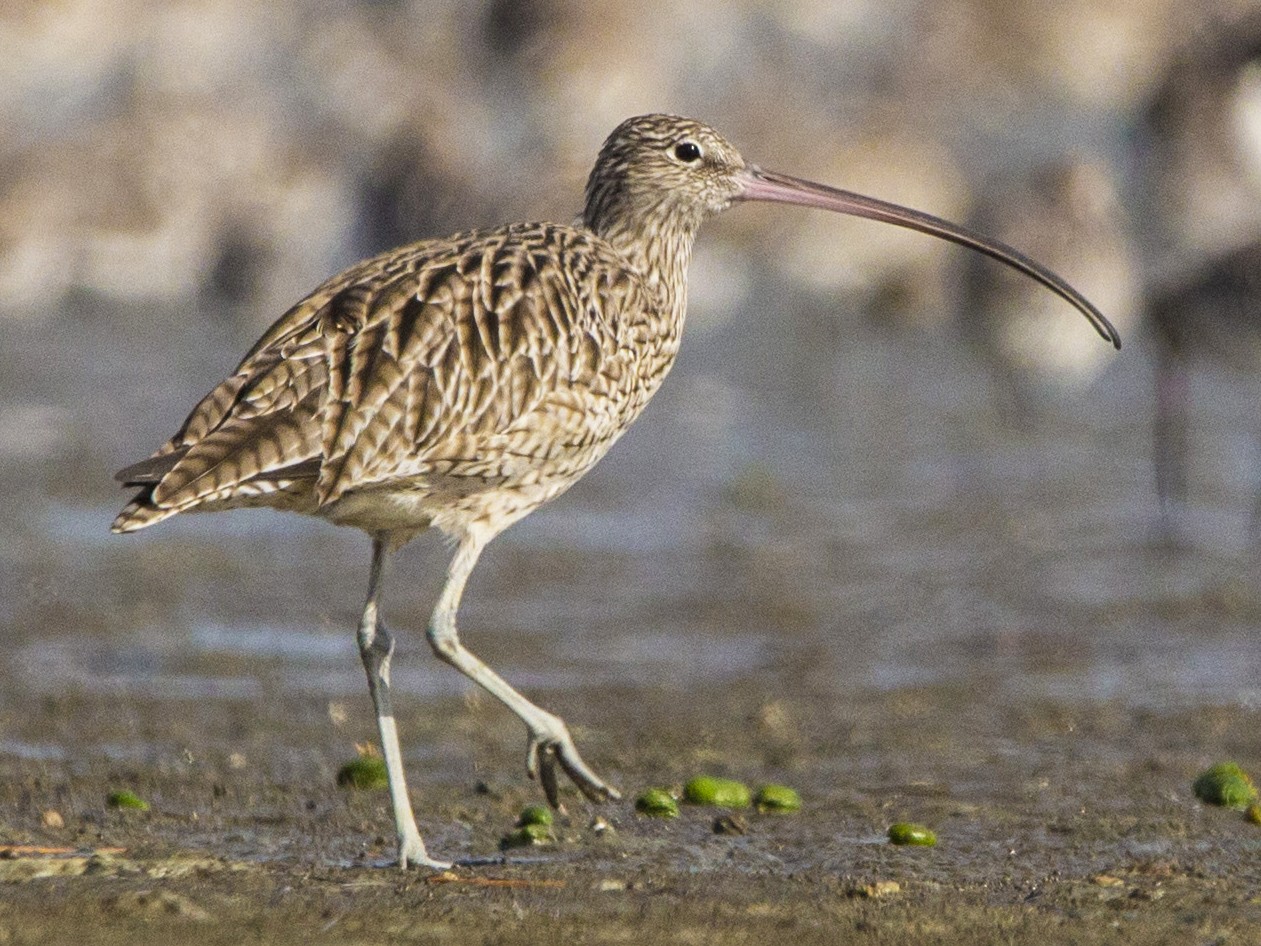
[107, 790, 149, 812]
[1192, 762, 1257, 810]
[754, 784, 801, 813]
[588, 815, 615, 837]
[887, 822, 936, 846]
[634, 788, 679, 818]
[683, 776, 751, 808]
[336, 756, 388, 791]
[40, 810, 64, 829]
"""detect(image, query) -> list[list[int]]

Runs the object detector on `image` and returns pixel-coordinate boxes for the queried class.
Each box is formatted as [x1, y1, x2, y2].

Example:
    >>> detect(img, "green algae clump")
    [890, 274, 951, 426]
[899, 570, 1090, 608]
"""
[754, 784, 801, 813]
[887, 822, 936, 846]
[500, 822, 553, 849]
[336, 755, 389, 791]
[1193, 762, 1258, 810]
[683, 776, 751, 808]
[516, 804, 554, 828]
[107, 790, 149, 812]
[634, 788, 679, 818]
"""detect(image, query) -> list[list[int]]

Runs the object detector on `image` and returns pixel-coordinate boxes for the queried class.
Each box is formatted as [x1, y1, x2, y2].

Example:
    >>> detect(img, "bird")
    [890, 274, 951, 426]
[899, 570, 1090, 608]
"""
[1148, 241, 1261, 526]
[1136, 15, 1261, 530]
[112, 114, 1121, 870]
[960, 156, 1138, 412]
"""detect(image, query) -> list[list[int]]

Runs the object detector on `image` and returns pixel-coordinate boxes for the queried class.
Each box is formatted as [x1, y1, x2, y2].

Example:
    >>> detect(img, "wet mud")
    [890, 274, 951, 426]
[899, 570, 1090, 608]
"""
[4, 311, 1261, 942]
[2, 677, 1260, 944]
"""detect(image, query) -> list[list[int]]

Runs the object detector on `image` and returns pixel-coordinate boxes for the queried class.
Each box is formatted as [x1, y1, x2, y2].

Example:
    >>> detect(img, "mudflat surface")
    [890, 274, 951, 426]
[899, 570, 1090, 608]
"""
[3, 305, 1261, 942]
[2, 681, 1260, 944]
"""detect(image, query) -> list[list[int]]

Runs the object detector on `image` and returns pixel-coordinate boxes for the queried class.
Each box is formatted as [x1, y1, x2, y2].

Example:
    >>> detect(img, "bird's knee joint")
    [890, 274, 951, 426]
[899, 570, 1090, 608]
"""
[426, 623, 459, 662]
[359, 621, 394, 666]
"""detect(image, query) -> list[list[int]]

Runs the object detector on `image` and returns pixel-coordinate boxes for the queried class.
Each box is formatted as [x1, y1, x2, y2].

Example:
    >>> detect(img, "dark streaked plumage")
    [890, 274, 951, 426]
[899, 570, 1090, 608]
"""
[114, 114, 1118, 869]
[114, 223, 659, 534]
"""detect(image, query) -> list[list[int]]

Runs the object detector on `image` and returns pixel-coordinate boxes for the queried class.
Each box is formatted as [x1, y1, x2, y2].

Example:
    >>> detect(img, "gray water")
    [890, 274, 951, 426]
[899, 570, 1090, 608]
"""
[3, 279, 1261, 771]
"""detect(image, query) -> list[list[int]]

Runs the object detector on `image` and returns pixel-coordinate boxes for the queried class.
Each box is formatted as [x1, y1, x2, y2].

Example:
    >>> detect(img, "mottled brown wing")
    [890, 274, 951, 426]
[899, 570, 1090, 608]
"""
[114, 250, 377, 504]
[113, 223, 644, 529]
[312, 224, 641, 505]
[112, 322, 336, 529]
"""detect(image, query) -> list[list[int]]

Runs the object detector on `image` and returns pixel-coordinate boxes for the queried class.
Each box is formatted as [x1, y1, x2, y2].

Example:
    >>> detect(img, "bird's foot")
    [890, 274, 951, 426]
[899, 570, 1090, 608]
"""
[525, 716, 621, 812]
[398, 833, 452, 872]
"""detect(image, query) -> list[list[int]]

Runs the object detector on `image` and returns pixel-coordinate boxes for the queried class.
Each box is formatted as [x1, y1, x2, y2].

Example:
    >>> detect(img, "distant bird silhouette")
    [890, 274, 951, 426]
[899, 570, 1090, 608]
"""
[1149, 242, 1261, 523]
[114, 114, 1119, 869]
[1138, 14, 1261, 528]
[962, 156, 1137, 410]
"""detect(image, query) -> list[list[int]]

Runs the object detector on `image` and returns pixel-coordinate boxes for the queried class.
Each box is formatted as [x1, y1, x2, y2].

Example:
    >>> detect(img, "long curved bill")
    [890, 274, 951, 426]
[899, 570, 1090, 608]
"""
[735, 165, 1121, 349]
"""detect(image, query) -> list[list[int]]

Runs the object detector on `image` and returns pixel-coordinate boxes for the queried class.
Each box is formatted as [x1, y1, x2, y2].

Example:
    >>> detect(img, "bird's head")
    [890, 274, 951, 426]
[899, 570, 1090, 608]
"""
[583, 114, 749, 235]
[583, 114, 1119, 348]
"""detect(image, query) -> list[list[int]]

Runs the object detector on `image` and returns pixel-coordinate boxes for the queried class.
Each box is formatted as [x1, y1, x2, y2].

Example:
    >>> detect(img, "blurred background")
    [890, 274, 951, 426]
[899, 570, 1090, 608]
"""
[4, 0, 1261, 774]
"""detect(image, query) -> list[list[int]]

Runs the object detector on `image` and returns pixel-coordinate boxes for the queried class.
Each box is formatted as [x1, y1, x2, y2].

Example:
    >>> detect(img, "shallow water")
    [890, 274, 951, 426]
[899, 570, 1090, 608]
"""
[4, 287, 1261, 747]
[4, 292, 1261, 944]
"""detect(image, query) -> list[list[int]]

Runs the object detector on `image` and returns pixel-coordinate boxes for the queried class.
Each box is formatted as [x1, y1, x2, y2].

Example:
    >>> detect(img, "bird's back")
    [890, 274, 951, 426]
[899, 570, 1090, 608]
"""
[113, 221, 676, 538]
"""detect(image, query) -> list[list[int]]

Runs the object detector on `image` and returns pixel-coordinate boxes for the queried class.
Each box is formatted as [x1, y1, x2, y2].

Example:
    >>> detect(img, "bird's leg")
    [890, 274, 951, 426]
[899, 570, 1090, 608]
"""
[1153, 345, 1189, 531]
[358, 536, 451, 871]
[1250, 430, 1261, 542]
[427, 533, 621, 811]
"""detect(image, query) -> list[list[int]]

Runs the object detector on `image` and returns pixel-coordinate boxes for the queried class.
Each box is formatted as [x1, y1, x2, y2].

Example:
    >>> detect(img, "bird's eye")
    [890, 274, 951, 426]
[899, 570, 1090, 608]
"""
[673, 141, 702, 163]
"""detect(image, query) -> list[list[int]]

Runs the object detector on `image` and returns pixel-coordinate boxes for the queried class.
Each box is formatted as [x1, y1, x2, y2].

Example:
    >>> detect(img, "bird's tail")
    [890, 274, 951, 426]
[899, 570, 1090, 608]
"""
[111, 491, 179, 533]
[112, 451, 186, 533]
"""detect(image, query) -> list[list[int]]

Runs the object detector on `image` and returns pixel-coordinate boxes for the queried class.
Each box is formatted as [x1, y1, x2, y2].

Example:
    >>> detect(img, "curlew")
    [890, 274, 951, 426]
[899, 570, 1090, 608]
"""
[113, 114, 1120, 869]
[1148, 242, 1261, 526]
[1137, 16, 1261, 531]
[961, 156, 1138, 410]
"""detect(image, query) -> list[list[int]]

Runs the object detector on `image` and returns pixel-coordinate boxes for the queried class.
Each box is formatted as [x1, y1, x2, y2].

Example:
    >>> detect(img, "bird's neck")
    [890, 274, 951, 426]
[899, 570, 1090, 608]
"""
[585, 201, 700, 326]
